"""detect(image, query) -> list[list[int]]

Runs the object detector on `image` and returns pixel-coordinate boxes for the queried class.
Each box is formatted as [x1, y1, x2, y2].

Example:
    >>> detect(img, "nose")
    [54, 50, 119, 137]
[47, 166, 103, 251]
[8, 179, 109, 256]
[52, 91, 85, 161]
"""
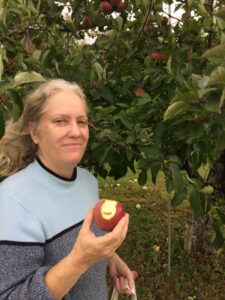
[67, 120, 82, 137]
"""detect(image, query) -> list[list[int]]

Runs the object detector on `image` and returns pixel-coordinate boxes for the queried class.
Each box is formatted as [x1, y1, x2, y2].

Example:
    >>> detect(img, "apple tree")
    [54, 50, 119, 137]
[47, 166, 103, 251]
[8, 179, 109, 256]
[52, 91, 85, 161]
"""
[0, 0, 225, 250]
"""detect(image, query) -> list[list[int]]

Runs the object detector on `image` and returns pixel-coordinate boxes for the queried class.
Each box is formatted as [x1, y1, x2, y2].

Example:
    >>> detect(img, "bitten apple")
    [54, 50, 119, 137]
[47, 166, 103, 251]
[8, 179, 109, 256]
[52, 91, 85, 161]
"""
[93, 199, 125, 231]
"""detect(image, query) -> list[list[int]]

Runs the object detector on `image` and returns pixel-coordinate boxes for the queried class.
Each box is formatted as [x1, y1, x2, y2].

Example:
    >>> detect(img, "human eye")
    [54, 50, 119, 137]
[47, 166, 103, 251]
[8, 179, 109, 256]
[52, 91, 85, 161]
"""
[53, 118, 68, 126]
[77, 119, 88, 127]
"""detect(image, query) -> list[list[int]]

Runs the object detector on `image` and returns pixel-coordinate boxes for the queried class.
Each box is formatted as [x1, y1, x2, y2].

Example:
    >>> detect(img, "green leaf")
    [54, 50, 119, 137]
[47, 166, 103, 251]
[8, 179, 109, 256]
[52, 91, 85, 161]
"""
[212, 219, 224, 249]
[0, 7, 6, 25]
[171, 191, 186, 206]
[204, 95, 221, 113]
[216, 6, 225, 21]
[6, 89, 24, 113]
[202, 44, 225, 60]
[94, 62, 104, 81]
[191, 74, 209, 89]
[208, 66, 225, 86]
[0, 54, 3, 80]
[13, 71, 46, 87]
[187, 184, 202, 214]
[200, 185, 214, 195]
[0, 106, 5, 138]
[136, 93, 151, 105]
[216, 208, 225, 224]
[150, 162, 161, 184]
[114, 16, 123, 30]
[170, 162, 184, 193]
[197, 1, 208, 16]
[41, 49, 51, 66]
[98, 144, 113, 165]
[212, 229, 224, 249]
[119, 115, 133, 129]
[163, 101, 188, 121]
[219, 88, 225, 112]
[138, 170, 147, 186]
[171, 92, 198, 104]
[141, 145, 163, 160]
[27, 0, 38, 14]
[166, 55, 172, 75]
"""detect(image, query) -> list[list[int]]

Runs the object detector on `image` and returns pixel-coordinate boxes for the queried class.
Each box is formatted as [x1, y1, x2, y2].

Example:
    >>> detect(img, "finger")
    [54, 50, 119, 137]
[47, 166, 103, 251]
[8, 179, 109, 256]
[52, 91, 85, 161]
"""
[81, 208, 94, 231]
[124, 270, 138, 293]
[132, 270, 139, 280]
[117, 277, 132, 296]
[98, 214, 129, 246]
[112, 213, 129, 238]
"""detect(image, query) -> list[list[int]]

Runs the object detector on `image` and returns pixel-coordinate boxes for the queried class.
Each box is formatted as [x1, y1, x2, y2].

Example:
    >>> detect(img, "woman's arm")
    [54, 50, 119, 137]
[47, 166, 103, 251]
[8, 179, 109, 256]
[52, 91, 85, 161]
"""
[108, 252, 138, 296]
[44, 208, 129, 300]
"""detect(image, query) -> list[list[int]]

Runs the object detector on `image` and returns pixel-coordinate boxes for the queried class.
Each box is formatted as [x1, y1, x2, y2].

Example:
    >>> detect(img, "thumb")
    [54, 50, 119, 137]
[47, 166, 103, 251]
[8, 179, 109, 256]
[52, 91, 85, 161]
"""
[132, 270, 138, 280]
[126, 270, 138, 291]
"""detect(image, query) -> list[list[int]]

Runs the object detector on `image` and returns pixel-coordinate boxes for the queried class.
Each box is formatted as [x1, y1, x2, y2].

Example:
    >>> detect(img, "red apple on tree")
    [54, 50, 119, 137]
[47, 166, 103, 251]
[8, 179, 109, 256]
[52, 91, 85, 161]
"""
[93, 199, 125, 231]
[110, 0, 121, 7]
[82, 16, 92, 29]
[161, 16, 169, 26]
[115, 1, 126, 13]
[135, 87, 145, 96]
[150, 52, 167, 62]
[101, 1, 113, 14]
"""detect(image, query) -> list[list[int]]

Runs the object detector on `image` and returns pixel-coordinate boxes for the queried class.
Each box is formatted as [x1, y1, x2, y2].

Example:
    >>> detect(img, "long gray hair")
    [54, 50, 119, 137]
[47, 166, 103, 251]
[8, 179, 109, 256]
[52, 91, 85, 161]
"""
[0, 79, 88, 177]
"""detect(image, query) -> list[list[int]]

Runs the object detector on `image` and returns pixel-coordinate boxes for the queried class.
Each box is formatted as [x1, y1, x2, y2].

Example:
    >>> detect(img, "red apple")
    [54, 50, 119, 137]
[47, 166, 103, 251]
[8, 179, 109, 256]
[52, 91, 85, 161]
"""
[82, 16, 91, 29]
[150, 52, 167, 62]
[101, 1, 113, 14]
[110, 0, 121, 7]
[161, 16, 169, 26]
[93, 199, 125, 231]
[135, 87, 145, 96]
[115, 1, 126, 13]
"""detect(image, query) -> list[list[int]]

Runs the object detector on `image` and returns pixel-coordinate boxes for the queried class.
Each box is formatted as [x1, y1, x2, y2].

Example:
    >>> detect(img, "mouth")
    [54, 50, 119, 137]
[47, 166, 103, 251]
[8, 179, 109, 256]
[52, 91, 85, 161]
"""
[63, 143, 83, 148]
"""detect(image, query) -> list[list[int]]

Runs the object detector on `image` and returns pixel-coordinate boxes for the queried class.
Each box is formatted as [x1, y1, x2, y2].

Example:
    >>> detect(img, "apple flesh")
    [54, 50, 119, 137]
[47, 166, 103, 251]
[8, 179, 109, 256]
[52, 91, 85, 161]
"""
[93, 199, 125, 231]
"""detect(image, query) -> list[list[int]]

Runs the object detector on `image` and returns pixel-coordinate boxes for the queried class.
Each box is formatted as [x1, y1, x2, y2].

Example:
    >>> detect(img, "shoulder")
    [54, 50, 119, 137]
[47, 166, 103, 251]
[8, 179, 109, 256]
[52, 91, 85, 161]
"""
[0, 164, 33, 195]
[77, 167, 98, 184]
[0, 192, 45, 244]
[0, 164, 45, 243]
[0, 163, 33, 188]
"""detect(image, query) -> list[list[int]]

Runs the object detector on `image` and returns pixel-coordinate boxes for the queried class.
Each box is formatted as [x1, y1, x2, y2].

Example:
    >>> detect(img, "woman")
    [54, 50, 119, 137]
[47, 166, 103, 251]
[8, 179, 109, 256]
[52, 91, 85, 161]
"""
[0, 79, 136, 299]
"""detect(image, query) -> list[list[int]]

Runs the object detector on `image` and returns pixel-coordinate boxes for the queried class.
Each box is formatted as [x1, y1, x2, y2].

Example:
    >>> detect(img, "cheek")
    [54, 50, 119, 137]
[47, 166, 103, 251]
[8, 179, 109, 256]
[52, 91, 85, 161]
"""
[84, 128, 89, 141]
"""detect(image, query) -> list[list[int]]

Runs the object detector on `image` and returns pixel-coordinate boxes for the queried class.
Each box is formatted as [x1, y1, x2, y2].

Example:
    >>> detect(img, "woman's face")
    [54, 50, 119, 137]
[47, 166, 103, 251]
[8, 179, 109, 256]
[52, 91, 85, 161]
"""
[29, 90, 89, 178]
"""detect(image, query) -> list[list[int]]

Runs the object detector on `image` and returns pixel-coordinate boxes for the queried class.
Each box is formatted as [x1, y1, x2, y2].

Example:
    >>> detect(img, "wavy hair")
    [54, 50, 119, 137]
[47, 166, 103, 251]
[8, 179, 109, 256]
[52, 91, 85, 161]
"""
[0, 79, 88, 177]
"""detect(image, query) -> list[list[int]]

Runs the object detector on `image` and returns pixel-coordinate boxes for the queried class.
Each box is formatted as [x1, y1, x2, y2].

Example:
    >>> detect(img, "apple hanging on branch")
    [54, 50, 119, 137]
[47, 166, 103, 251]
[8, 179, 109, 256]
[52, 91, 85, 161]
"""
[101, 1, 113, 14]
[93, 199, 125, 231]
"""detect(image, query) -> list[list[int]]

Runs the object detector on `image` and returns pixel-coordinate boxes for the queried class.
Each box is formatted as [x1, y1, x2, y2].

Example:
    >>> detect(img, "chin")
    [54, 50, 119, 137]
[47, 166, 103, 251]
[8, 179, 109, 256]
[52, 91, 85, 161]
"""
[66, 156, 83, 166]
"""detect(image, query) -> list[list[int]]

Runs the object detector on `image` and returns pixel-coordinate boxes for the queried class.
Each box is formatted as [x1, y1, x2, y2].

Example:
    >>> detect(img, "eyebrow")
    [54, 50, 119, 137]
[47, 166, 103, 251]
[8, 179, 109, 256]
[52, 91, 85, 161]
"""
[52, 114, 88, 119]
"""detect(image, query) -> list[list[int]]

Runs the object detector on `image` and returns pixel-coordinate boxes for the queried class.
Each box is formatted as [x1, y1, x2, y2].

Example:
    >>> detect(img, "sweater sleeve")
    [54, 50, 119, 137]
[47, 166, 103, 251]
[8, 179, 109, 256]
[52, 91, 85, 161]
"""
[0, 196, 55, 300]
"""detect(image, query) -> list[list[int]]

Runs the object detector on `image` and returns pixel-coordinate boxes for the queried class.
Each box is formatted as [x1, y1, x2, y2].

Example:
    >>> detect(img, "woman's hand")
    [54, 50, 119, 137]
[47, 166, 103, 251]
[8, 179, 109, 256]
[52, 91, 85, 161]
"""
[108, 253, 138, 296]
[69, 208, 129, 269]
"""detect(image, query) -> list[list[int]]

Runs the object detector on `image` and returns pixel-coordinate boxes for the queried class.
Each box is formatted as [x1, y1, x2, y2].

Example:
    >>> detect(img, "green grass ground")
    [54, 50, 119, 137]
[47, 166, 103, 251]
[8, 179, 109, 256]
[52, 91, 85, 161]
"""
[98, 171, 225, 300]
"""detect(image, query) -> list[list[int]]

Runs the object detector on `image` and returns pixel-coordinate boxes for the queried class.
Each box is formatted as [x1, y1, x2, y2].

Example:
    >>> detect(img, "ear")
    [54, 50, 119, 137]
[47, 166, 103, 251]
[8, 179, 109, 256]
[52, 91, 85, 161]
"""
[29, 122, 39, 144]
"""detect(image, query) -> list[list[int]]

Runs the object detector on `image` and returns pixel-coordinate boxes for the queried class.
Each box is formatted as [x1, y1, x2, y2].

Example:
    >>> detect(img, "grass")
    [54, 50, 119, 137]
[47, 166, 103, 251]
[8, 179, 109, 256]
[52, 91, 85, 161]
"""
[98, 171, 225, 300]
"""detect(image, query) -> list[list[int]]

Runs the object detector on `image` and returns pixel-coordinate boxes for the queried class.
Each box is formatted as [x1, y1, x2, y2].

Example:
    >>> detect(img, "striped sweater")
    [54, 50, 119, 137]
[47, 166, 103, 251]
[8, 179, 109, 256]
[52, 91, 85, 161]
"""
[0, 159, 108, 300]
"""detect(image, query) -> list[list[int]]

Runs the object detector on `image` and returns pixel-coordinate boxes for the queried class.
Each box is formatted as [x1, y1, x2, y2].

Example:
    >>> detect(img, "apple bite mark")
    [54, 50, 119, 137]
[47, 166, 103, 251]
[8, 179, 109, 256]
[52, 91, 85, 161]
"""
[93, 199, 125, 231]
[101, 200, 117, 220]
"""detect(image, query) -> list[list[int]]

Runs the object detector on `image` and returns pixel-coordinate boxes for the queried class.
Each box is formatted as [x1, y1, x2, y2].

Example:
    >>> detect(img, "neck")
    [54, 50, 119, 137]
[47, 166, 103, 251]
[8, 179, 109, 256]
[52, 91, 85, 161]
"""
[35, 156, 77, 181]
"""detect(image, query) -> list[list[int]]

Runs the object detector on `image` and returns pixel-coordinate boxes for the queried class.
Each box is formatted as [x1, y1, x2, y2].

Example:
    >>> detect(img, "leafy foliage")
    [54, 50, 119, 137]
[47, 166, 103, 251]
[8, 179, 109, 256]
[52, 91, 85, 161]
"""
[1, 0, 225, 249]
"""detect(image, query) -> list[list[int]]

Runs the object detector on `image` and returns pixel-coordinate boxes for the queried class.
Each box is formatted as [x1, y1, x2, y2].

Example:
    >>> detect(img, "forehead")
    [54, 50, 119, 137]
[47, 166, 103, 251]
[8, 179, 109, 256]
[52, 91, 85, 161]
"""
[44, 90, 87, 116]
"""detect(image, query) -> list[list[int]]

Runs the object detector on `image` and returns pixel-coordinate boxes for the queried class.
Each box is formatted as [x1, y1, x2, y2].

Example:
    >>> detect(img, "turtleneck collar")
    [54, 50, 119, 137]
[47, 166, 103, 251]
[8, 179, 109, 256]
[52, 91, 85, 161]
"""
[35, 156, 77, 182]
